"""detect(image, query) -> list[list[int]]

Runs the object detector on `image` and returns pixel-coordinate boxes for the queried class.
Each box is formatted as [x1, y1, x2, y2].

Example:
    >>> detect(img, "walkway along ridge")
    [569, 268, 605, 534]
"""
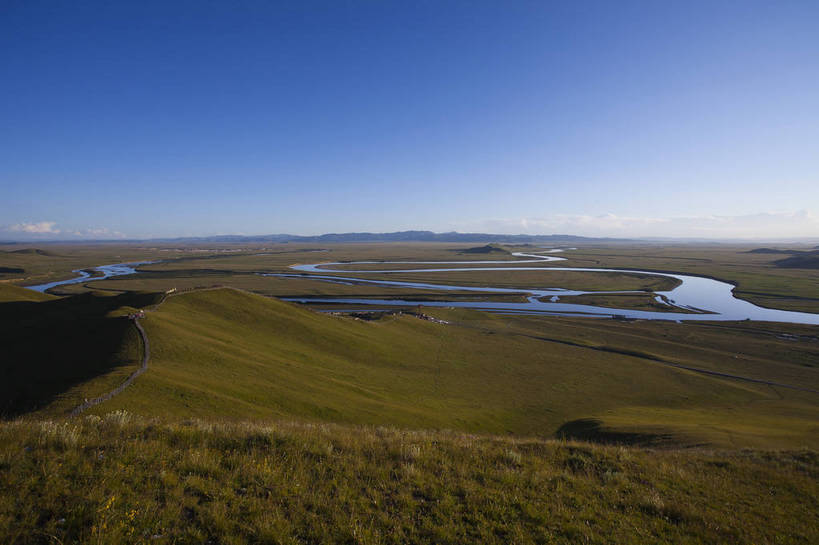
[67, 287, 235, 417]
[70, 318, 150, 416]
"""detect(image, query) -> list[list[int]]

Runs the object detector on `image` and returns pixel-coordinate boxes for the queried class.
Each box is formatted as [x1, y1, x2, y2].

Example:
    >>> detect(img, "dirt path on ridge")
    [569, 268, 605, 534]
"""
[70, 318, 150, 416]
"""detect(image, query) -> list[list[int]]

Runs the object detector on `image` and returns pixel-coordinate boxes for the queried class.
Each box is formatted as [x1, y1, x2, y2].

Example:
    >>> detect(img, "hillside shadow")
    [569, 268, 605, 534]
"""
[556, 418, 675, 447]
[0, 291, 162, 417]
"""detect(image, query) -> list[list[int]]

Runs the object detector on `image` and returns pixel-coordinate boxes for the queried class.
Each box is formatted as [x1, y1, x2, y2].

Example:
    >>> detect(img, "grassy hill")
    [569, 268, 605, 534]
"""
[775, 250, 819, 269]
[0, 415, 816, 544]
[0, 283, 56, 303]
[2, 285, 818, 542]
[79, 288, 819, 449]
[459, 244, 510, 254]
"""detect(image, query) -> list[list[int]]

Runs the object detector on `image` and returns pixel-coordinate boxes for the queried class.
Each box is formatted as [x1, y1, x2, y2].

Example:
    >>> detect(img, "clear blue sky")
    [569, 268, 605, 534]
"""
[2, 0, 818, 240]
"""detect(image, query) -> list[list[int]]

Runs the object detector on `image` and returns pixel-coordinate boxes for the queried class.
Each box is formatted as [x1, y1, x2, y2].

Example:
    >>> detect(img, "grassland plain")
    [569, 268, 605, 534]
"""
[1, 415, 817, 544]
[4, 243, 819, 445]
[69, 271, 532, 302]
[556, 244, 819, 313]
[0, 244, 169, 286]
[60, 288, 815, 449]
[300, 268, 681, 292]
[2, 246, 819, 543]
[13, 241, 816, 314]
[548, 293, 697, 312]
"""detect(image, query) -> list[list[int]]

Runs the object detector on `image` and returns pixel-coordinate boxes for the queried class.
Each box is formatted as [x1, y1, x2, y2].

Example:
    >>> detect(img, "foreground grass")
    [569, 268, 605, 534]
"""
[1, 414, 816, 544]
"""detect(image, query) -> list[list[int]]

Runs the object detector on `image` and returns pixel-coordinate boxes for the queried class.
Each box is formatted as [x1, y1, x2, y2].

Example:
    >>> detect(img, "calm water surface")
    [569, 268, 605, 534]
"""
[276, 251, 819, 325]
[26, 262, 156, 293]
[23, 252, 819, 325]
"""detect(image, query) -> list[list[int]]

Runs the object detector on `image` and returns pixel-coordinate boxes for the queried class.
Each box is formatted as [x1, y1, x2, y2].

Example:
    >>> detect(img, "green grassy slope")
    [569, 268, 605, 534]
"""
[0, 283, 57, 303]
[1, 416, 816, 544]
[92, 288, 818, 448]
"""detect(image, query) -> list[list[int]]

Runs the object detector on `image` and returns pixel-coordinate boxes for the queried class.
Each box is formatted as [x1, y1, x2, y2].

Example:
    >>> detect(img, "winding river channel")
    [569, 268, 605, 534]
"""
[23, 251, 819, 325]
[26, 262, 156, 293]
[275, 251, 819, 325]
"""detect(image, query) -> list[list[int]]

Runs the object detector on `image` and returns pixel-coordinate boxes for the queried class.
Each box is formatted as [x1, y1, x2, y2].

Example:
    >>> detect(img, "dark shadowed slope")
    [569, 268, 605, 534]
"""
[0, 285, 162, 416]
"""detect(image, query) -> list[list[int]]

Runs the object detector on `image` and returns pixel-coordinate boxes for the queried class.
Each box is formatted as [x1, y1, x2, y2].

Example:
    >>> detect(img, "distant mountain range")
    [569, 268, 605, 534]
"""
[150, 231, 625, 244]
[4, 230, 817, 245]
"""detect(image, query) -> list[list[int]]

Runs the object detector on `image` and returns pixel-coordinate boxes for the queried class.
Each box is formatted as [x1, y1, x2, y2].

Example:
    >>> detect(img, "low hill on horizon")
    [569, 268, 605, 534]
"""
[459, 244, 511, 254]
[151, 230, 625, 244]
[774, 250, 819, 269]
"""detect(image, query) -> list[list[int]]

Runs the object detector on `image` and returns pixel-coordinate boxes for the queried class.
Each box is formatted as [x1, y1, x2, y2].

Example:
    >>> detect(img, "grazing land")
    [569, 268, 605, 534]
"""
[554, 245, 819, 313]
[5, 241, 817, 312]
[4, 283, 817, 449]
[550, 293, 695, 312]
[1, 241, 818, 543]
[1, 416, 817, 544]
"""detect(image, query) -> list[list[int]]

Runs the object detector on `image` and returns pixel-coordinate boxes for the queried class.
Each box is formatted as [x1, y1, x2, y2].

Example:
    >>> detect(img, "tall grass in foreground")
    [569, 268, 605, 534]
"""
[1, 413, 816, 544]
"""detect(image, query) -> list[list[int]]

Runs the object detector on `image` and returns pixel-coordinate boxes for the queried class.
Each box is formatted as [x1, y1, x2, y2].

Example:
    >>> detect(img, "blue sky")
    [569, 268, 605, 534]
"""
[1, 0, 818, 240]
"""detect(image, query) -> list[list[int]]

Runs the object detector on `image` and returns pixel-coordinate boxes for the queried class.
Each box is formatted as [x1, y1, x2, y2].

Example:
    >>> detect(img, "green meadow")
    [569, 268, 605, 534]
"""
[1, 242, 818, 543]
[1, 416, 817, 544]
[3, 283, 815, 449]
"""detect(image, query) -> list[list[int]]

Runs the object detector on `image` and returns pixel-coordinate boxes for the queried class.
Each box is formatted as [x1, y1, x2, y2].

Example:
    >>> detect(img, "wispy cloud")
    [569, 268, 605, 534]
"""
[8, 221, 61, 234]
[1, 222, 126, 240]
[455, 211, 819, 240]
[70, 227, 126, 238]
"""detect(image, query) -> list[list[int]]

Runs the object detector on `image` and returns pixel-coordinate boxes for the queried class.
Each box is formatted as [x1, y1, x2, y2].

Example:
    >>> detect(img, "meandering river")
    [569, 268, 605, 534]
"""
[275, 251, 819, 325]
[26, 262, 156, 293]
[23, 252, 819, 325]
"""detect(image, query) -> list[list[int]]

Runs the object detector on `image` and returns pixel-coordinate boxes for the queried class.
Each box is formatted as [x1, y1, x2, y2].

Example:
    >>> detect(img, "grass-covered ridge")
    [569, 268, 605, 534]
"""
[0, 283, 56, 303]
[86, 287, 819, 448]
[1, 414, 816, 544]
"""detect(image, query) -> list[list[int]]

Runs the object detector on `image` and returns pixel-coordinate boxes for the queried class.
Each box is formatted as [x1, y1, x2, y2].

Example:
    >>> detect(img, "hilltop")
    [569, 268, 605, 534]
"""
[0, 283, 55, 303]
[459, 244, 511, 254]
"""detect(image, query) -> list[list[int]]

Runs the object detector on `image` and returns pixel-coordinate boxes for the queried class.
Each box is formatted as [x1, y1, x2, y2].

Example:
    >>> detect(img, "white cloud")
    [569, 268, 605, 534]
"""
[8, 221, 60, 234]
[1, 222, 126, 240]
[454, 211, 819, 240]
[73, 227, 126, 238]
